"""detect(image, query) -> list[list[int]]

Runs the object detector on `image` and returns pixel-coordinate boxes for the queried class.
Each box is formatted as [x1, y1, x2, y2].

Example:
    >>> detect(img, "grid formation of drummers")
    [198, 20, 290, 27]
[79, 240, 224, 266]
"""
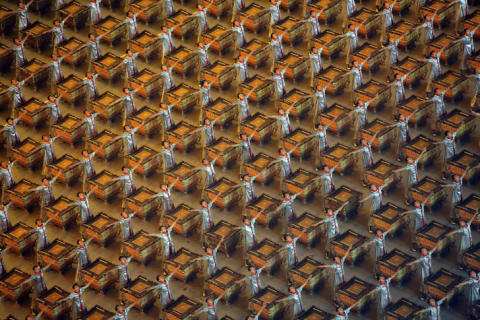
[1, 0, 480, 318]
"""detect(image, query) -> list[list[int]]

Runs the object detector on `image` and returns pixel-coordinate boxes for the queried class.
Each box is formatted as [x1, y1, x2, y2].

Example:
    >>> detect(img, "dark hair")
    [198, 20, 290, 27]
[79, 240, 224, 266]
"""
[118, 256, 125, 261]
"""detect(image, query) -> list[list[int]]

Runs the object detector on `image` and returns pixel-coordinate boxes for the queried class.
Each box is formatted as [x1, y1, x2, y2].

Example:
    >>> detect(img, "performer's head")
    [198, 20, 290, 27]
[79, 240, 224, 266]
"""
[288, 284, 296, 293]
[120, 210, 129, 218]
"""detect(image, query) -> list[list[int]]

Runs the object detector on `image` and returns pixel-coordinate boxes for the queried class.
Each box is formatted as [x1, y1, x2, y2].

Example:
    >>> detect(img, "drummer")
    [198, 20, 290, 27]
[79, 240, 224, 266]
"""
[198, 237, 225, 278]
[194, 3, 212, 33]
[318, 164, 341, 208]
[344, 24, 361, 53]
[232, 20, 247, 48]
[282, 231, 306, 270]
[237, 210, 263, 261]
[157, 25, 178, 56]
[450, 215, 477, 268]
[236, 131, 256, 162]
[419, 14, 436, 45]
[410, 245, 439, 299]
[71, 187, 97, 223]
[40, 134, 59, 166]
[388, 113, 413, 160]
[385, 37, 403, 72]
[28, 175, 61, 209]
[0, 202, 12, 232]
[391, 72, 410, 107]
[120, 49, 140, 78]
[362, 228, 394, 261]
[45, 94, 64, 125]
[0, 246, 9, 276]
[321, 246, 352, 296]
[197, 40, 216, 68]
[458, 27, 480, 72]
[82, 110, 103, 139]
[280, 277, 311, 318]
[359, 184, 386, 214]
[308, 47, 323, 80]
[374, 274, 396, 316]
[159, 63, 177, 91]
[350, 98, 375, 143]
[16, 1, 33, 31]
[318, 203, 348, 246]
[392, 148, 427, 204]
[311, 120, 337, 170]
[80, 150, 99, 191]
[160, 141, 179, 171]
[148, 217, 180, 259]
[117, 87, 142, 123]
[433, 129, 460, 179]
[197, 194, 220, 239]
[47, 54, 66, 86]
[277, 191, 303, 232]
[348, 132, 379, 185]
[268, 0, 282, 25]
[400, 196, 431, 249]
[198, 156, 219, 188]
[121, 122, 144, 155]
[0, 160, 17, 191]
[123, 9, 146, 40]
[269, 106, 293, 137]
[87, 0, 103, 25]
[116, 255, 133, 288]
[272, 67, 288, 100]
[312, 83, 330, 121]
[153, 266, 181, 309]
[441, 168, 470, 223]
[269, 32, 287, 62]
[158, 102, 177, 132]
[12, 36, 29, 68]
[349, 60, 367, 91]
[75, 238, 92, 269]
[84, 32, 108, 63]
[234, 55, 251, 85]
[151, 178, 179, 213]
